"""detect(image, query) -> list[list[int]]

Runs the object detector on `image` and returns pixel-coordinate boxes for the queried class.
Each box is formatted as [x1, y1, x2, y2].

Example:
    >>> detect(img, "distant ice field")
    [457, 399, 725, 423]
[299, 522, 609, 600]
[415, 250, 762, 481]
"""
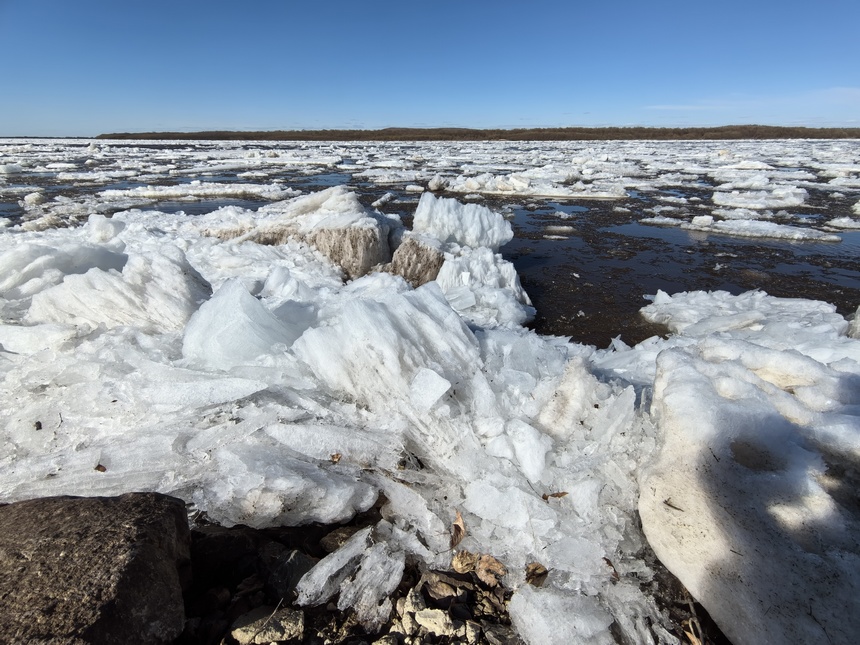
[3, 137, 857, 346]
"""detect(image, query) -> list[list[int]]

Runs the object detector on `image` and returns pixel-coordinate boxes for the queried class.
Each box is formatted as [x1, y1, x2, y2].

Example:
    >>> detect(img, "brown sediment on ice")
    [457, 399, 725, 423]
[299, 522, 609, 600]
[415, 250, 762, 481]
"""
[206, 220, 393, 282]
[380, 235, 445, 287]
[306, 225, 390, 281]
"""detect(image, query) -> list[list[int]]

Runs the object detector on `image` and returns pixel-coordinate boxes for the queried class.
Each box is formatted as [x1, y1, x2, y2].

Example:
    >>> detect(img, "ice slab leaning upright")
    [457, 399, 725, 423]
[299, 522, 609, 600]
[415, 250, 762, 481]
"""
[638, 290, 860, 645]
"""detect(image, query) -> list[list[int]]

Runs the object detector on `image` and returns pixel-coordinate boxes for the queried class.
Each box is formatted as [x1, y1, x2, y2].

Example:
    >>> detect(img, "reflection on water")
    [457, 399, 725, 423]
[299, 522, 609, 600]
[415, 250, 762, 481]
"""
[0, 202, 21, 220]
[502, 196, 860, 347]
[148, 198, 272, 216]
[611, 222, 860, 258]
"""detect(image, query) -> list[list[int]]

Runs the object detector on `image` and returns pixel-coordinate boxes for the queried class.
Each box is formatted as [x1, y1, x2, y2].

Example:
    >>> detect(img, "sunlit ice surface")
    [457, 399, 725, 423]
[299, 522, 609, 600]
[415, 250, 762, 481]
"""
[1, 138, 859, 644]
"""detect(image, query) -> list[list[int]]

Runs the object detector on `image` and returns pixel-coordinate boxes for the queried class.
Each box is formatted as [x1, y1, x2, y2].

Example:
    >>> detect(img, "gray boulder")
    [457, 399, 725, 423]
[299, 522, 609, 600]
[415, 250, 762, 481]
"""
[0, 492, 191, 644]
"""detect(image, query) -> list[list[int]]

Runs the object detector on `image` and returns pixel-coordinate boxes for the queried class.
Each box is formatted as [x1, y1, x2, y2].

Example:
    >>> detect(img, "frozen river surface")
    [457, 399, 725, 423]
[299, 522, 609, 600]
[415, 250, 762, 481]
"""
[3, 138, 857, 346]
[1, 138, 859, 644]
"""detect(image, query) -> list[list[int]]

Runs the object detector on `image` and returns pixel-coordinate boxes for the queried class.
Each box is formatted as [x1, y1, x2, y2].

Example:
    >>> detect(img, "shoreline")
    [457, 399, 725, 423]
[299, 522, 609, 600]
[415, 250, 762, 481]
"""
[92, 125, 860, 142]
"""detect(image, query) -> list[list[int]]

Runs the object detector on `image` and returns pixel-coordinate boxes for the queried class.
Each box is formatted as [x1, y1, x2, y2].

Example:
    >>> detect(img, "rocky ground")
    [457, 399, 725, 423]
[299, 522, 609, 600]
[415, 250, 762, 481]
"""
[180, 500, 732, 645]
[180, 499, 524, 645]
[0, 492, 733, 645]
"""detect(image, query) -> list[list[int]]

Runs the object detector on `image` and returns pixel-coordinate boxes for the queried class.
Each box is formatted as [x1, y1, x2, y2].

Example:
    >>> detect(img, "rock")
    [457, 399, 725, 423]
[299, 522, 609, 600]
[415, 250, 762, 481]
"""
[395, 596, 408, 617]
[0, 493, 190, 644]
[401, 611, 419, 636]
[420, 570, 474, 604]
[387, 617, 405, 637]
[190, 524, 260, 589]
[320, 524, 364, 553]
[266, 549, 318, 601]
[230, 605, 304, 644]
[424, 577, 457, 601]
[257, 538, 289, 566]
[414, 608, 458, 637]
[465, 620, 483, 644]
[483, 623, 522, 645]
[372, 635, 400, 645]
[402, 587, 427, 614]
[188, 585, 231, 616]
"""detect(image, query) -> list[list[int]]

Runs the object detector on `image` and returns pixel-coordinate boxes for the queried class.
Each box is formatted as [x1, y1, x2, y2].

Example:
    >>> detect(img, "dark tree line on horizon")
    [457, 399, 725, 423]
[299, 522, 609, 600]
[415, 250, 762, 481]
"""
[95, 125, 860, 142]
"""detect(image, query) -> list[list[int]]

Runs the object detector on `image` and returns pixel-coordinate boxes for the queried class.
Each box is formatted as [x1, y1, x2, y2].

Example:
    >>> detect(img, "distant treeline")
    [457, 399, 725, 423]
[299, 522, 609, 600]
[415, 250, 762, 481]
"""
[96, 125, 860, 141]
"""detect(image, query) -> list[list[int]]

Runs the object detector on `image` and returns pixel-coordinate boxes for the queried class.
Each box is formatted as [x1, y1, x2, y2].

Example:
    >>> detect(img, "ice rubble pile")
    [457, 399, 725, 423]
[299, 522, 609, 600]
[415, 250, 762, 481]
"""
[197, 188, 533, 329]
[0, 180, 859, 643]
[632, 291, 860, 645]
[412, 192, 535, 327]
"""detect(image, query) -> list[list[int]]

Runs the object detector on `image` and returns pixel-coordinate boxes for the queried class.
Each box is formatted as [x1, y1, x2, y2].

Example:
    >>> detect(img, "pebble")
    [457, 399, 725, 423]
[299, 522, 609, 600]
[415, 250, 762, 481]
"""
[402, 586, 427, 614]
[372, 636, 400, 645]
[414, 607, 458, 637]
[401, 611, 419, 636]
[230, 605, 304, 644]
[465, 619, 483, 644]
[178, 508, 526, 644]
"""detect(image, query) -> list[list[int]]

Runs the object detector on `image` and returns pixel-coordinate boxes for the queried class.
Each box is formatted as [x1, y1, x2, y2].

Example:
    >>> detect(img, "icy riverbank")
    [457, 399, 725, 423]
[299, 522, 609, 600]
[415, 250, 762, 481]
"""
[2, 139, 859, 644]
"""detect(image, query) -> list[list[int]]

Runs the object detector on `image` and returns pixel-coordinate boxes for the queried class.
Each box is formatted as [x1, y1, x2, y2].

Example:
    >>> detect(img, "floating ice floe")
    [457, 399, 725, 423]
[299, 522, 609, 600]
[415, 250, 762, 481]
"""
[711, 207, 775, 220]
[826, 216, 860, 229]
[712, 186, 808, 210]
[99, 179, 298, 202]
[545, 225, 576, 235]
[445, 171, 628, 200]
[829, 176, 860, 188]
[642, 214, 842, 242]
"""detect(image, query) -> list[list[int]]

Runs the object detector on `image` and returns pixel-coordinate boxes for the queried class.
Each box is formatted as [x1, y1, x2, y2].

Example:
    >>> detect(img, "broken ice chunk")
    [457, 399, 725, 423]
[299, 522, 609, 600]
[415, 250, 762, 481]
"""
[337, 540, 405, 630]
[182, 278, 302, 370]
[296, 528, 372, 607]
[296, 522, 406, 630]
[413, 192, 513, 252]
[505, 419, 552, 484]
[509, 585, 613, 645]
[409, 367, 452, 411]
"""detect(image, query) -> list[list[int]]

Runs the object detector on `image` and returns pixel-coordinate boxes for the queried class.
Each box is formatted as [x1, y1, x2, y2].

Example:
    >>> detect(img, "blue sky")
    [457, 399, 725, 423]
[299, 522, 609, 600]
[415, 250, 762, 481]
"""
[1, 0, 858, 136]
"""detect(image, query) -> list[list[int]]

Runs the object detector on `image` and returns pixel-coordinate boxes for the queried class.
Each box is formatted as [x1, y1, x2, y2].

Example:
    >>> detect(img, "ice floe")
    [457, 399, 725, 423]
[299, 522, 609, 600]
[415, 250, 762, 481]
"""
[827, 216, 860, 229]
[1, 138, 859, 645]
[642, 214, 842, 242]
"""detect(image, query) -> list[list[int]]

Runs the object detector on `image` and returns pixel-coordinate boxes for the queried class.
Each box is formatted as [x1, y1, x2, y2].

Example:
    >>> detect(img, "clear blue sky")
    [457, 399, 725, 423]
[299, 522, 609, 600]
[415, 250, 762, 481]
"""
[1, 0, 858, 136]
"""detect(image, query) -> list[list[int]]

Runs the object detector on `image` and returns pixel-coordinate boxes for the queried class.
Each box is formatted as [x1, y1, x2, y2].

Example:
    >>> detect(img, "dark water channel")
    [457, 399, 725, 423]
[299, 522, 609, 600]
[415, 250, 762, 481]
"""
[502, 197, 860, 347]
[366, 181, 860, 347]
